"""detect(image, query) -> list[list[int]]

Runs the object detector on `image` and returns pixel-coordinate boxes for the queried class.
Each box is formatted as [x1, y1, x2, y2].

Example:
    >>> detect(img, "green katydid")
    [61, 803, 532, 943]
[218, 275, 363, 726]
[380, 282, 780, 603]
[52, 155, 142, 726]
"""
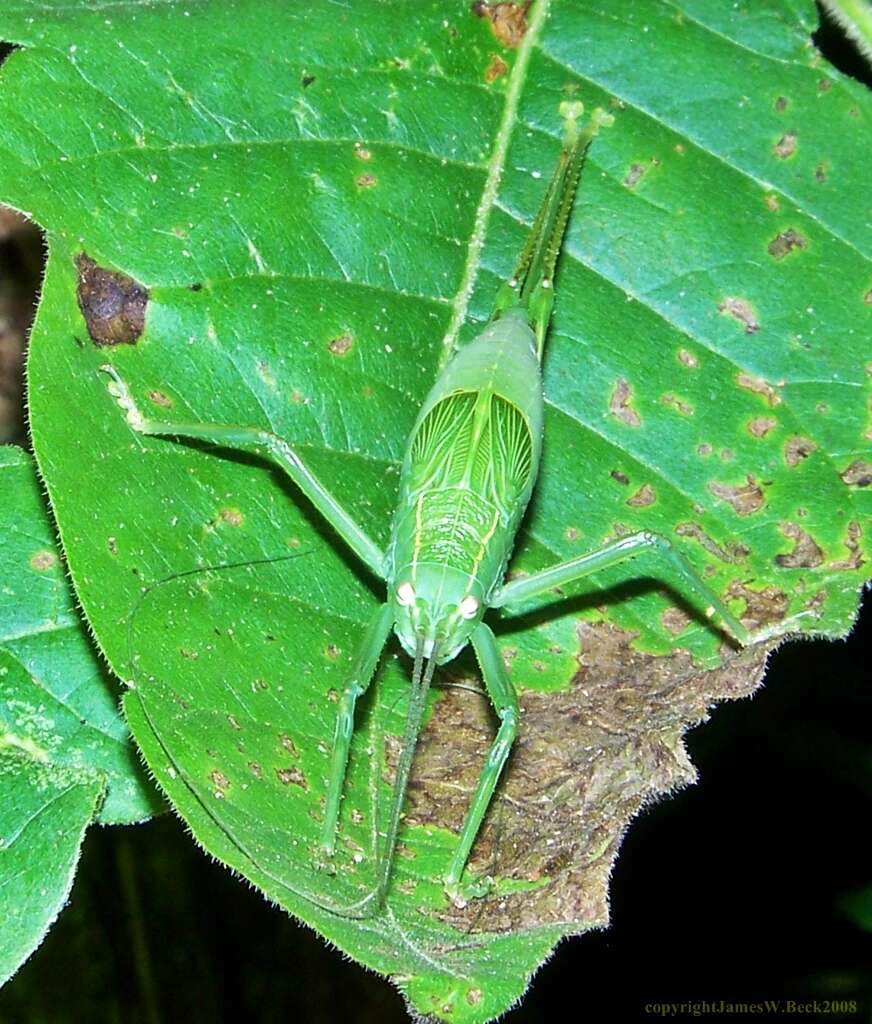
[101, 102, 750, 914]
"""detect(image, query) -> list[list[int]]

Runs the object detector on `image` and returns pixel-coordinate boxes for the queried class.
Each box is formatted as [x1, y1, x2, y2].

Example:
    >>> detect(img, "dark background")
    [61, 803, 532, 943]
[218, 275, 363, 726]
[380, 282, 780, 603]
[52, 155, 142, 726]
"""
[1, 4, 870, 1021]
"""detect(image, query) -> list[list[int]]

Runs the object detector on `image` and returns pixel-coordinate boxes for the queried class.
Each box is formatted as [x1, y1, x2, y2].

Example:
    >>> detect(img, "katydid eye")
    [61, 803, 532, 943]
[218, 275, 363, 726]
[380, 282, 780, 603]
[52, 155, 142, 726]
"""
[396, 582, 416, 606]
[458, 595, 479, 619]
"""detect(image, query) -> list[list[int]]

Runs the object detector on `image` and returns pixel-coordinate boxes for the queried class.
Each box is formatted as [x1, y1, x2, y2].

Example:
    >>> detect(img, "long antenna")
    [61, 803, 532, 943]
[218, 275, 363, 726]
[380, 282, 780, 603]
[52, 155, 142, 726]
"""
[513, 103, 613, 305]
[375, 641, 439, 907]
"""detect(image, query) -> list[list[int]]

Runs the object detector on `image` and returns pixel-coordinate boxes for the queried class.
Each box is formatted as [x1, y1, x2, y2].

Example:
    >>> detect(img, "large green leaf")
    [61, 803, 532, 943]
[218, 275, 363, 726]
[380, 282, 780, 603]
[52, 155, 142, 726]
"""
[1, 1, 869, 1020]
[0, 446, 159, 984]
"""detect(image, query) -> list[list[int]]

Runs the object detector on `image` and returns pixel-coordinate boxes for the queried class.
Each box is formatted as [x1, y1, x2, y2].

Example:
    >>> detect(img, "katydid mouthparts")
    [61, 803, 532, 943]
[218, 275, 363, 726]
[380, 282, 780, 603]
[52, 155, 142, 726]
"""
[102, 102, 750, 915]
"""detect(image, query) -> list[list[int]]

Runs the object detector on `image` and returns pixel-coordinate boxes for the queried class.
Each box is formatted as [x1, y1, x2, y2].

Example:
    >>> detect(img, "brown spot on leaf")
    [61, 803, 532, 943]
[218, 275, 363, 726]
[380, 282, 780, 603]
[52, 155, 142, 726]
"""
[864, 289, 872, 305]
[280, 733, 299, 756]
[249, 761, 263, 779]
[484, 53, 508, 82]
[209, 770, 230, 796]
[472, 1, 530, 47]
[626, 484, 656, 507]
[301, 74, 316, 88]
[353, 142, 372, 161]
[107, 537, 118, 556]
[675, 523, 749, 563]
[218, 507, 243, 527]
[784, 436, 817, 467]
[677, 348, 698, 368]
[718, 297, 759, 334]
[564, 527, 580, 541]
[697, 443, 713, 457]
[356, 173, 377, 189]
[147, 389, 172, 408]
[764, 194, 780, 212]
[814, 163, 827, 183]
[227, 715, 241, 731]
[747, 416, 777, 438]
[839, 460, 872, 487]
[737, 373, 781, 406]
[661, 393, 693, 415]
[75, 253, 147, 346]
[726, 582, 789, 630]
[327, 333, 353, 355]
[818, 78, 832, 91]
[829, 521, 864, 572]
[466, 988, 483, 1007]
[276, 766, 307, 788]
[29, 550, 57, 571]
[773, 132, 797, 159]
[623, 163, 647, 188]
[708, 476, 766, 516]
[609, 378, 641, 427]
[767, 229, 808, 260]
[774, 96, 788, 112]
[776, 522, 824, 568]
[610, 470, 630, 485]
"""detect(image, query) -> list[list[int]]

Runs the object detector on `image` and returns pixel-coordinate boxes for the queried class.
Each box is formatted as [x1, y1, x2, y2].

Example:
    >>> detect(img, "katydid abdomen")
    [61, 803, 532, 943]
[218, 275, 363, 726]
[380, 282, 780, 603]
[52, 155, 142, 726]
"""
[388, 307, 544, 662]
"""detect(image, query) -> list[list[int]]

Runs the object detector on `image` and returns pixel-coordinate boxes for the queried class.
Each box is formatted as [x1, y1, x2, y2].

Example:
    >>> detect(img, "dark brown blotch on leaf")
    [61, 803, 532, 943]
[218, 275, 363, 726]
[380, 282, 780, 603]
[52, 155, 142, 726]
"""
[328, 333, 353, 355]
[840, 460, 872, 487]
[708, 475, 766, 516]
[276, 766, 308, 788]
[767, 229, 808, 261]
[776, 522, 824, 569]
[471, 1, 530, 48]
[484, 53, 508, 82]
[747, 416, 778, 438]
[830, 521, 865, 572]
[30, 550, 58, 571]
[675, 522, 749, 563]
[773, 132, 797, 159]
[75, 253, 148, 347]
[623, 163, 647, 189]
[608, 378, 641, 427]
[718, 297, 759, 335]
[626, 484, 656, 507]
[784, 436, 817, 467]
[737, 372, 781, 406]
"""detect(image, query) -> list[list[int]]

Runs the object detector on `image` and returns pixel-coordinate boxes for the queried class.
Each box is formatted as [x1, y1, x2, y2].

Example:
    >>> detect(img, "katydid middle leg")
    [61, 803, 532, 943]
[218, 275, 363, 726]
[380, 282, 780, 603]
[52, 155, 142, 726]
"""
[443, 621, 520, 901]
[491, 530, 750, 644]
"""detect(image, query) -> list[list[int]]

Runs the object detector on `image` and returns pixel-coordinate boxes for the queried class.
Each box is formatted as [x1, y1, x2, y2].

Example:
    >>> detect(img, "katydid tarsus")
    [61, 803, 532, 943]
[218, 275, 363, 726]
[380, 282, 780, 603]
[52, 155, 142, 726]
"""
[102, 102, 750, 915]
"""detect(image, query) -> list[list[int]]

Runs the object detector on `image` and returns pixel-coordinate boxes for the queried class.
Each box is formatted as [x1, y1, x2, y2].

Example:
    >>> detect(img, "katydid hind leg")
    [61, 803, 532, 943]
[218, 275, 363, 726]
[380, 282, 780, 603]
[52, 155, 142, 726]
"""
[443, 622, 520, 902]
[320, 602, 394, 858]
[100, 364, 386, 578]
[492, 530, 750, 645]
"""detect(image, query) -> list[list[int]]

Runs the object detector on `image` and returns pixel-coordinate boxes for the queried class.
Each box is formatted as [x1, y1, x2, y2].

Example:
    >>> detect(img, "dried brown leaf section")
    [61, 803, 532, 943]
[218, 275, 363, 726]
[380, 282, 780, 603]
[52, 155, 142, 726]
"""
[408, 621, 769, 934]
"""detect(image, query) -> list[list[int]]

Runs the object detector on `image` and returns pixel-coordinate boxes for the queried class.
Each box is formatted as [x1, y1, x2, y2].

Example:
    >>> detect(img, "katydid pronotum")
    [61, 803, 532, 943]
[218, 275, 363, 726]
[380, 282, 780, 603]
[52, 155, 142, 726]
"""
[102, 103, 750, 914]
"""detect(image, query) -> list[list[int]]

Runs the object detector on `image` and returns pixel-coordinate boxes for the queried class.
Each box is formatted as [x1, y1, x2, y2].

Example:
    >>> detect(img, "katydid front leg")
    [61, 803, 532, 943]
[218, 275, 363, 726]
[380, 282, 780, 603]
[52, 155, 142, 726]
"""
[320, 601, 393, 857]
[100, 364, 386, 578]
[492, 530, 750, 645]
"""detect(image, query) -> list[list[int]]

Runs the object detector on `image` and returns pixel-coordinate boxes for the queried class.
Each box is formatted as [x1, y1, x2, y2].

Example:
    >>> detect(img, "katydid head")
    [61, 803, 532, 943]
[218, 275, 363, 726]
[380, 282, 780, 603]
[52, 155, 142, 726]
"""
[392, 564, 485, 664]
